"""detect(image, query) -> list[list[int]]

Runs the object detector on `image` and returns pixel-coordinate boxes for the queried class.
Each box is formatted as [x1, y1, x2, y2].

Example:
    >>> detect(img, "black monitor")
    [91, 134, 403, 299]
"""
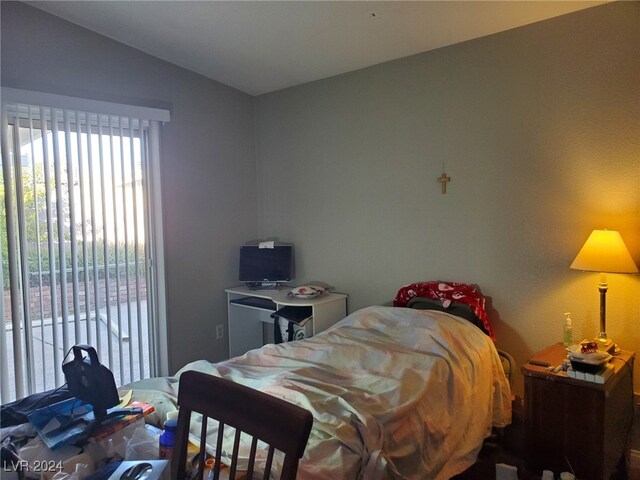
[239, 243, 294, 289]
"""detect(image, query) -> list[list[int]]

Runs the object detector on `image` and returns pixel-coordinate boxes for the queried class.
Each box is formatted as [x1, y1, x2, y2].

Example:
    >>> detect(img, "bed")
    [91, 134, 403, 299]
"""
[129, 300, 512, 480]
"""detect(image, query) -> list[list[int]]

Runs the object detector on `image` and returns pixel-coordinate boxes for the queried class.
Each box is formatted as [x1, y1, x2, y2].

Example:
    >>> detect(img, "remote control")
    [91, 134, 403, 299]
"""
[529, 359, 550, 367]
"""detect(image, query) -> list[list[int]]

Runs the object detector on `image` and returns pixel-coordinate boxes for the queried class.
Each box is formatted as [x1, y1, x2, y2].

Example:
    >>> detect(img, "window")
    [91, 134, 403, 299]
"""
[1, 89, 169, 402]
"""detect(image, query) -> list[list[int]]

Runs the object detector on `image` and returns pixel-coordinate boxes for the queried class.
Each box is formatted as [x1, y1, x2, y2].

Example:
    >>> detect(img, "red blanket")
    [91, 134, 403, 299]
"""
[393, 281, 494, 340]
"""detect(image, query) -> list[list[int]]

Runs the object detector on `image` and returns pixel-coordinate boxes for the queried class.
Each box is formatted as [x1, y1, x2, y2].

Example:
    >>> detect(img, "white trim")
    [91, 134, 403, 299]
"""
[148, 120, 170, 377]
[2, 87, 170, 123]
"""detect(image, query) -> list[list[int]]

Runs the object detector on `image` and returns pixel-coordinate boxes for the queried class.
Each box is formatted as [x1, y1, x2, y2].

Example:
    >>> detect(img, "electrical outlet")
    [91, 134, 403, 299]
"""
[216, 324, 224, 340]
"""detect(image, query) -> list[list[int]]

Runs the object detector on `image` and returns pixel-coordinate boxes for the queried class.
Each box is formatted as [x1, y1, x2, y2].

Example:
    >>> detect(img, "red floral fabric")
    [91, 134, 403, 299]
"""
[393, 281, 494, 340]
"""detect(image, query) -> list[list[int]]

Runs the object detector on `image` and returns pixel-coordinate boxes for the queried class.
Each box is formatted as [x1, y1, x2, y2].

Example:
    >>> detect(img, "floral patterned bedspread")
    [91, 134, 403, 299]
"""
[129, 306, 511, 480]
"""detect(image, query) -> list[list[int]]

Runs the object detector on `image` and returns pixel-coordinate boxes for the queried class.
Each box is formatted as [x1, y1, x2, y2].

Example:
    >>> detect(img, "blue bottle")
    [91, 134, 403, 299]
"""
[159, 418, 177, 460]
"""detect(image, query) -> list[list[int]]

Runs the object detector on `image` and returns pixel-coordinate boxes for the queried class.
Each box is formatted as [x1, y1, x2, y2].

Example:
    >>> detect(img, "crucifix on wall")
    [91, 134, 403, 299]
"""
[437, 172, 451, 194]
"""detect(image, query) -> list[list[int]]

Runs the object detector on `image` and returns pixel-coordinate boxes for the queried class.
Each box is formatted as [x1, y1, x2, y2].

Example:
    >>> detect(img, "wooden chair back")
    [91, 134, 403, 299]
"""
[172, 370, 313, 480]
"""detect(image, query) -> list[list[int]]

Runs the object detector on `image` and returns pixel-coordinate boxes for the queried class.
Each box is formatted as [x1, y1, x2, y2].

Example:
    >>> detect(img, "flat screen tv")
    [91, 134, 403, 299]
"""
[239, 244, 294, 289]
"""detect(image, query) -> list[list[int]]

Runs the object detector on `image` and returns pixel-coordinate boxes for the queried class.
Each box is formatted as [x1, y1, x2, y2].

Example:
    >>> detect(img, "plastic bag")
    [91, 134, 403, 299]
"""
[49, 461, 91, 480]
[18, 434, 80, 480]
[124, 424, 160, 460]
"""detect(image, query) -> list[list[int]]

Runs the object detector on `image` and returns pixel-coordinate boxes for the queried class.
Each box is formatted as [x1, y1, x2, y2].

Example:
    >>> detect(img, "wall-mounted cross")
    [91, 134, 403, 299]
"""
[437, 172, 451, 194]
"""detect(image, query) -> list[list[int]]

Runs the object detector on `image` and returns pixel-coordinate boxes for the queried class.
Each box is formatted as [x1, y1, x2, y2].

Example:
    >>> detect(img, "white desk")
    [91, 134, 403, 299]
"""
[225, 286, 347, 358]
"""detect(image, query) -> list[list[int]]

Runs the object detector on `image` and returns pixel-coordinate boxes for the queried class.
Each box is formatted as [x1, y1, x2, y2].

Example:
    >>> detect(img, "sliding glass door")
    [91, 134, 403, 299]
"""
[1, 94, 168, 402]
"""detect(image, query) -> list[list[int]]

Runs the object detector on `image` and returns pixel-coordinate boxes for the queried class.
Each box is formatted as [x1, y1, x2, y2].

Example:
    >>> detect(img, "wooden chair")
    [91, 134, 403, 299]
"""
[172, 370, 313, 480]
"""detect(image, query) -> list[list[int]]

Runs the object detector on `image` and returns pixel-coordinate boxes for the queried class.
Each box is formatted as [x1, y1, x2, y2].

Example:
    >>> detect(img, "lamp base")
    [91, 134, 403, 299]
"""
[596, 337, 616, 354]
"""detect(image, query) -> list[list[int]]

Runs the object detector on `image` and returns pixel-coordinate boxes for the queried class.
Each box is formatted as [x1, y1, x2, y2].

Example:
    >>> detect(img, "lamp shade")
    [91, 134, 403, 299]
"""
[570, 230, 639, 273]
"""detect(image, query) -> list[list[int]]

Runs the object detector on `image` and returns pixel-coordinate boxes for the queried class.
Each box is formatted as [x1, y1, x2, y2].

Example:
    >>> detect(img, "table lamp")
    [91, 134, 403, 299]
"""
[570, 229, 639, 353]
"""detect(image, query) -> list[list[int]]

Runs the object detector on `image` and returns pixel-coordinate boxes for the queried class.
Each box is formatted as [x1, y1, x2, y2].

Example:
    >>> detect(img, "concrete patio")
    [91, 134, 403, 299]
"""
[3, 300, 150, 403]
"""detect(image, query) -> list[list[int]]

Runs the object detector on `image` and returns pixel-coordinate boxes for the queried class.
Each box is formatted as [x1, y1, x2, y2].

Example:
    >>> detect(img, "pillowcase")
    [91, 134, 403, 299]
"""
[406, 297, 491, 336]
[394, 281, 494, 339]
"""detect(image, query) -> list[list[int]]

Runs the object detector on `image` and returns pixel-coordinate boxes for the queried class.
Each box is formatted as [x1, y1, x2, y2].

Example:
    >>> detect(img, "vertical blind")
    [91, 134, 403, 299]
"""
[1, 92, 169, 402]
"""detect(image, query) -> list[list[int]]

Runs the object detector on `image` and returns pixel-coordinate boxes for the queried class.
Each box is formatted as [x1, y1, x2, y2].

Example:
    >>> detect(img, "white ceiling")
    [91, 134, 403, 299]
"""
[29, 1, 605, 96]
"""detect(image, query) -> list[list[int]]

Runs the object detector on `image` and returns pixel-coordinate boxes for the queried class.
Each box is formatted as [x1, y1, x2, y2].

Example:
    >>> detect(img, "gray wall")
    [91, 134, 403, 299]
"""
[255, 2, 640, 395]
[1, 1, 257, 373]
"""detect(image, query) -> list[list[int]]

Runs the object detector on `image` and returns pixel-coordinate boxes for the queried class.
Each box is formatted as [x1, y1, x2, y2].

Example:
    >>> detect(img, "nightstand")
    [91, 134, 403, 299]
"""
[522, 343, 634, 480]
